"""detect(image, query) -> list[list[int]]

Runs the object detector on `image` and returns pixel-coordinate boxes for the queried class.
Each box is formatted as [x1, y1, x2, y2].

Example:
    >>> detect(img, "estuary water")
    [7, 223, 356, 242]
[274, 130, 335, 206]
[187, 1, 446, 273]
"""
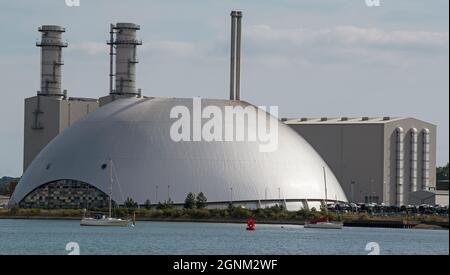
[0, 219, 448, 255]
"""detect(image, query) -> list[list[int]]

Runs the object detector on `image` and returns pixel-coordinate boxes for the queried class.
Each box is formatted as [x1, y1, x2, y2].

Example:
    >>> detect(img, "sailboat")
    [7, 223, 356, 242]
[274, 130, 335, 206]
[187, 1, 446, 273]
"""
[304, 167, 343, 229]
[80, 159, 131, 227]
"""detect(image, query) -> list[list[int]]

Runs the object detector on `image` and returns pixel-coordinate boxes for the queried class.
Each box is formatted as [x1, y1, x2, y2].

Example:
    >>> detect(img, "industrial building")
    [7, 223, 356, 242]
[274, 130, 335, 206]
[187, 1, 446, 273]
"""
[284, 117, 442, 206]
[11, 12, 348, 210]
[13, 12, 444, 210]
[23, 25, 99, 172]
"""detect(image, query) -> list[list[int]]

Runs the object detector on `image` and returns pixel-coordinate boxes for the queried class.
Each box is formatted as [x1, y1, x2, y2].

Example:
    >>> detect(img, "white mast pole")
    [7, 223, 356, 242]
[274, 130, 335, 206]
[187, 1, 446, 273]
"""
[109, 159, 113, 219]
[323, 166, 328, 214]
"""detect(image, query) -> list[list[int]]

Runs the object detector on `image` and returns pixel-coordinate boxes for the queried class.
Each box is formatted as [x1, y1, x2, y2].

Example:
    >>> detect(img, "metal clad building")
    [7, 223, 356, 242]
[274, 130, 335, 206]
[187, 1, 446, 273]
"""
[23, 96, 98, 171]
[16, 20, 350, 210]
[285, 117, 437, 206]
[13, 98, 348, 210]
[23, 26, 99, 172]
[18, 19, 442, 210]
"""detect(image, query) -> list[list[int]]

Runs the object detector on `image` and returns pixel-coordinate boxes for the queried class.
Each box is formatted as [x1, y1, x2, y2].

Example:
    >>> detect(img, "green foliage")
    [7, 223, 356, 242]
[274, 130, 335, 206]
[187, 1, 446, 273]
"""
[184, 192, 196, 209]
[9, 206, 19, 215]
[2, 206, 448, 226]
[269, 204, 285, 212]
[144, 199, 152, 210]
[166, 198, 174, 208]
[196, 192, 208, 209]
[151, 209, 164, 217]
[156, 202, 164, 210]
[229, 206, 251, 219]
[358, 213, 370, 220]
[29, 208, 41, 215]
[156, 198, 174, 210]
[209, 209, 226, 218]
[162, 208, 181, 218]
[113, 207, 129, 218]
[124, 197, 138, 209]
[252, 208, 268, 219]
[326, 212, 341, 222]
[60, 209, 82, 216]
[0, 177, 20, 196]
[137, 208, 149, 216]
[320, 201, 327, 212]
[185, 208, 210, 219]
[437, 163, 449, 181]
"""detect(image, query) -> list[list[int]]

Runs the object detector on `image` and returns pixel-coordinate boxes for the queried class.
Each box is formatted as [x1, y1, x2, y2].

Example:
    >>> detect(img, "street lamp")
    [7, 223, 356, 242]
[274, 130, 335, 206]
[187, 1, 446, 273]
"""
[369, 179, 374, 204]
[350, 180, 355, 203]
[230, 187, 233, 205]
[264, 187, 268, 208]
[167, 185, 170, 201]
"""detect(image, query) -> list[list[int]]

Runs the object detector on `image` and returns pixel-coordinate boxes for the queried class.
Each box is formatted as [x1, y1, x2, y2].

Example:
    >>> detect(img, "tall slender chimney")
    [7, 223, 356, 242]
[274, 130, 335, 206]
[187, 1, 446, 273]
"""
[229, 11, 243, 101]
[235, 11, 242, 101]
[108, 23, 142, 96]
[36, 25, 67, 98]
[229, 13, 236, 101]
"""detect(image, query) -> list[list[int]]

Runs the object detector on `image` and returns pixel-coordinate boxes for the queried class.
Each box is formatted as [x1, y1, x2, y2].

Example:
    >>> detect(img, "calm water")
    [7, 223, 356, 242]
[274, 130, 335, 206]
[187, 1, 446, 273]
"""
[0, 219, 448, 255]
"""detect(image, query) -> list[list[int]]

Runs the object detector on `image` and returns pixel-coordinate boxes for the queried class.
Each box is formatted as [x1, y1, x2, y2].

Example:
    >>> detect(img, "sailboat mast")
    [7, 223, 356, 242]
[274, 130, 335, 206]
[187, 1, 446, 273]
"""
[323, 166, 328, 212]
[109, 159, 112, 219]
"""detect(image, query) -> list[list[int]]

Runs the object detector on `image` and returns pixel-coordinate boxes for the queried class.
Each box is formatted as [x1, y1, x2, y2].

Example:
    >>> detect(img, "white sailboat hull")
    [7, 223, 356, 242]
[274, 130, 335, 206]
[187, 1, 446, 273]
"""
[80, 217, 130, 227]
[304, 222, 343, 229]
[80, 160, 132, 227]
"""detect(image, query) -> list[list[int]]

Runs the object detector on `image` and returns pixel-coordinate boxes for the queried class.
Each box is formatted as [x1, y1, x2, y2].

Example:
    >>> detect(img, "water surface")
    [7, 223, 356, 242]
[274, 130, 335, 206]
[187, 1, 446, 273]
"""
[0, 219, 447, 255]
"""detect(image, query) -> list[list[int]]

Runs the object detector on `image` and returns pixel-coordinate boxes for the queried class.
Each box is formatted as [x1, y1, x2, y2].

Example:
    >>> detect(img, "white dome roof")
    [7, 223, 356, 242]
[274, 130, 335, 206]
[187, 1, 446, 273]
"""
[12, 97, 347, 205]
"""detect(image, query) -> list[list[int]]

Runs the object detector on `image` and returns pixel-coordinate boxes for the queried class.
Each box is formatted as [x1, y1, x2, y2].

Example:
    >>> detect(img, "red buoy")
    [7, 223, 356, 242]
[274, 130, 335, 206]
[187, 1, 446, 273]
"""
[246, 216, 256, 231]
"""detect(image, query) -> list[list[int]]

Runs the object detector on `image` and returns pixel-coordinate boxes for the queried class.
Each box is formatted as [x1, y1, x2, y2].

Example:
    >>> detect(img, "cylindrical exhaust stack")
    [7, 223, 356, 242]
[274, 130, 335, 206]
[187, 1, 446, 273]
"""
[36, 25, 68, 98]
[108, 23, 142, 96]
[230, 11, 242, 101]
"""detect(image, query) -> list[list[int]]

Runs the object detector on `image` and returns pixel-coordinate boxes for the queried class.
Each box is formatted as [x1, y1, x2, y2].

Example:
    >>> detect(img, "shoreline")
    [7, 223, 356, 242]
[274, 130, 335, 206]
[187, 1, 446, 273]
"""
[0, 215, 448, 230]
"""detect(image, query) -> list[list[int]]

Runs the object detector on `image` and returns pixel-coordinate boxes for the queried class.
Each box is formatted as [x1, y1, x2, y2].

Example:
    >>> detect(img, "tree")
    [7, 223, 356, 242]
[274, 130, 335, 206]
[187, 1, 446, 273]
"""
[124, 197, 138, 209]
[184, 192, 196, 209]
[437, 163, 449, 181]
[144, 199, 152, 210]
[269, 204, 284, 212]
[156, 202, 165, 210]
[196, 192, 208, 209]
[157, 198, 174, 210]
[165, 198, 174, 209]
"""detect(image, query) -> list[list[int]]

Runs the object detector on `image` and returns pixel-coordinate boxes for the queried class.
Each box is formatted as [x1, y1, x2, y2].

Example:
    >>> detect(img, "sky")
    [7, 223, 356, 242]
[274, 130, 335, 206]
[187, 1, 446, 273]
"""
[0, 0, 448, 176]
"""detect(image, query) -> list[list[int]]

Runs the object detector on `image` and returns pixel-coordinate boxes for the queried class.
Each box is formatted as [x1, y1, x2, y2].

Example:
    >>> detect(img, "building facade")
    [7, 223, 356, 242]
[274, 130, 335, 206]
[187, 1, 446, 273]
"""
[285, 117, 437, 206]
[13, 97, 348, 210]
[23, 25, 99, 172]
[23, 96, 98, 171]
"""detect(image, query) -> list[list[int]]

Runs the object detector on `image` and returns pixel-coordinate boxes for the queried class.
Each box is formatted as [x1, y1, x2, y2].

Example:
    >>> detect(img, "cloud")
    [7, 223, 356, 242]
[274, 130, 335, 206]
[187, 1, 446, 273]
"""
[55, 24, 450, 74]
[141, 41, 196, 58]
[67, 40, 197, 59]
[64, 24, 449, 67]
[67, 42, 108, 56]
[245, 25, 449, 49]
[243, 25, 449, 66]
[330, 26, 449, 51]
